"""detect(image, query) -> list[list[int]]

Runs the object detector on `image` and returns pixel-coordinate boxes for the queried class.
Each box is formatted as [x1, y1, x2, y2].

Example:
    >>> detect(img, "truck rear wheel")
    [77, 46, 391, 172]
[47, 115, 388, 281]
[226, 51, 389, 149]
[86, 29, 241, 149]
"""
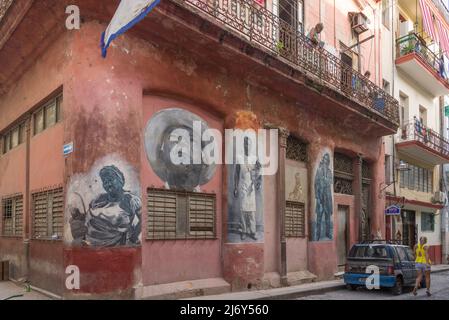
[391, 277, 403, 295]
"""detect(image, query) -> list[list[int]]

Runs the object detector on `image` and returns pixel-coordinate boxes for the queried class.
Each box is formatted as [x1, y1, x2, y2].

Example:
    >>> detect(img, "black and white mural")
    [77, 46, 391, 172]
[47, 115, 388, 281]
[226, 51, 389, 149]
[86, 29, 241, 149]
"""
[144, 108, 216, 192]
[311, 151, 334, 241]
[227, 137, 264, 243]
[66, 155, 141, 247]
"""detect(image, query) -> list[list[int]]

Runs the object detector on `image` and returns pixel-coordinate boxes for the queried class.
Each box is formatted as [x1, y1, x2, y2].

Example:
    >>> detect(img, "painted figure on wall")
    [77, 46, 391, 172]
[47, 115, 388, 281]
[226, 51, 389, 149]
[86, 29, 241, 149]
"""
[144, 108, 216, 192]
[67, 156, 142, 247]
[227, 111, 264, 243]
[313, 153, 333, 241]
[234, 137, 262, 241]
[288, 172, 303, 201]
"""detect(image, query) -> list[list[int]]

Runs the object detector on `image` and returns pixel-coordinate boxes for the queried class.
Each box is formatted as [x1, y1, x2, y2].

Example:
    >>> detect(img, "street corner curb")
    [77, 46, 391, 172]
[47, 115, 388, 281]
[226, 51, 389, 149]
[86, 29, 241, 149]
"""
[255, 284, 346, 300]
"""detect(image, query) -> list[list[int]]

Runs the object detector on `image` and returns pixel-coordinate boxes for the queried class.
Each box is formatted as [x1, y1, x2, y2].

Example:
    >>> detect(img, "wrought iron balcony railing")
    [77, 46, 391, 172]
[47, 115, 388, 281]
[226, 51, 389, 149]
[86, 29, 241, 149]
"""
[396, 32, 448, 83]
[400, 118, 449, 158]
[175, 0, 400, 126]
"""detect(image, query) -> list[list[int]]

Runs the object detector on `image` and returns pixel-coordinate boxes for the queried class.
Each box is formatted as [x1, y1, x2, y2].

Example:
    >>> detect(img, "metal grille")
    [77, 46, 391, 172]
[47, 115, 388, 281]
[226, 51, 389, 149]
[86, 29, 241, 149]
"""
[147, 188, 216, 240]
[334, 152, 354, 195]
[285, 201, 305, 237]
[1, 195, 23, 237]
[178, 0, 400, 125]
[32, 188, 64, 240]
[334, 178, 353, 195]
[286, 135, 307, 162]
[362, 162, 371, 180]
[334, 153, 353, 175]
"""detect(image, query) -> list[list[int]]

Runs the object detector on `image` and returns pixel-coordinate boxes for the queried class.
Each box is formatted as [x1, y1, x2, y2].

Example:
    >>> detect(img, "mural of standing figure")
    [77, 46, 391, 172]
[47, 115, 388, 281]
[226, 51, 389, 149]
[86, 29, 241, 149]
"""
[234, 137, 262, 241]
[314, 153, 333, 241]
[69, 165, 142, 247]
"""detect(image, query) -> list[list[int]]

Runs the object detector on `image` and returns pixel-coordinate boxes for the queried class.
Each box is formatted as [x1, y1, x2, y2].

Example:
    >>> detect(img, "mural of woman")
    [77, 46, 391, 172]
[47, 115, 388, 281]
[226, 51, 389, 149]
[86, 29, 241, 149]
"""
[69, 165, 141, 247]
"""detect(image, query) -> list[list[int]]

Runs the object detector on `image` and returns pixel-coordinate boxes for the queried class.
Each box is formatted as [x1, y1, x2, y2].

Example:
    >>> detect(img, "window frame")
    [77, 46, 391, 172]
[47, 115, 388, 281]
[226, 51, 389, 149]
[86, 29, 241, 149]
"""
[147, 188, 217, 240]
[31, 187, 64, 241]
[32, 93, 63, 136]
[1, 195, 24, 237]
[421, 212, 435, 232]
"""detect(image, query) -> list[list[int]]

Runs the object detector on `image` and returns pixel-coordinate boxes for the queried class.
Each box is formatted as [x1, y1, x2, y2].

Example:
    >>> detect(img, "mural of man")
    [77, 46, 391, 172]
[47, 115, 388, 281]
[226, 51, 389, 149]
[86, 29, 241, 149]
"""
[314, 153, 333, 241]
[144, 108, 216, 192]
[69, 165, 141, 247]
[234, 137, 262, 241]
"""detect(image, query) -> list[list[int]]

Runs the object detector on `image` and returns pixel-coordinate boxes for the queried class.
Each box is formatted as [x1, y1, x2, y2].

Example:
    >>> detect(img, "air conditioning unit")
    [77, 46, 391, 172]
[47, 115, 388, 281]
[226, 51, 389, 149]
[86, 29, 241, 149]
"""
[432, 191, 445, 204]
[349, 12, 369, 34]
[400, 21, 414, 37]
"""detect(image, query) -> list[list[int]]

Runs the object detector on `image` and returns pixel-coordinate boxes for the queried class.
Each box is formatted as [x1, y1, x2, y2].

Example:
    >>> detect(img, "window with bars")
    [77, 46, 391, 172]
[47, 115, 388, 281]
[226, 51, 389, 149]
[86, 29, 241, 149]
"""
[399, 161, 433, 193]
[33, 94, 63, 136]
[147, 188, 216, 240]
[32, 188, 64, 240]
[1, 122, 26, 155]
[1, 195, 23, 237]
[285, 201, 305, 237]
[286, 135, 308, 162]
[334, 152, 354, 195]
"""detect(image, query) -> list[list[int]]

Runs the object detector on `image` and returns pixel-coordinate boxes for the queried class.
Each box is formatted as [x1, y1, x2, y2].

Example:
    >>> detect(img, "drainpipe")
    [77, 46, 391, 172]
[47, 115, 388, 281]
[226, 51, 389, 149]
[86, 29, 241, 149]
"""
[440, 95, 447, 263]
[278, 128, 289, 286]
[23, 116, 31, 282]
[356, 154, 363, 241]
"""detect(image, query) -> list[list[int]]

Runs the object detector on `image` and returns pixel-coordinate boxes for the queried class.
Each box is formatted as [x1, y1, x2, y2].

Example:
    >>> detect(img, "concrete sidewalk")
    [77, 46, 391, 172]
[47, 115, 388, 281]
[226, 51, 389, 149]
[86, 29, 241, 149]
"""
[0, 281, 51, 300]
[186, 264, 449, 300]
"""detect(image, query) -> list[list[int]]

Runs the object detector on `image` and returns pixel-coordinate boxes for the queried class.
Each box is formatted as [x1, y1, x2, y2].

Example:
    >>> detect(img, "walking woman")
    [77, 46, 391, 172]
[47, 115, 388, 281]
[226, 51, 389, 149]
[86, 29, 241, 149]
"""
[412, 236, 432, 297]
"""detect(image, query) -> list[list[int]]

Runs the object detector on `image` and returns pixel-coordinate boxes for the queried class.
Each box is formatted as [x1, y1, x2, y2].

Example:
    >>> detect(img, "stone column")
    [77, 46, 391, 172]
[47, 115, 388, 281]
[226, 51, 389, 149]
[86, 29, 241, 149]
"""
[278, 127, 289, 286]
[354, 154, 363, 242]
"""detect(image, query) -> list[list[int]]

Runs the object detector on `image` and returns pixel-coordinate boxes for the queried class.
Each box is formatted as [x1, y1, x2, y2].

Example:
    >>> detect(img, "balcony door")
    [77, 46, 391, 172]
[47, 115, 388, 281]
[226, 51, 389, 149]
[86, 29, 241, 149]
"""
[277, 0, 303, 60]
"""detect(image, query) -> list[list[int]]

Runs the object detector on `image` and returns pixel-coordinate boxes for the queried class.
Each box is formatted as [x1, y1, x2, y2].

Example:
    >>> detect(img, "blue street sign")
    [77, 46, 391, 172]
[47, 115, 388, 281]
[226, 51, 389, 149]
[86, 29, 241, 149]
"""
[385, 205, 401, 216]
[63, 142, 74, 156]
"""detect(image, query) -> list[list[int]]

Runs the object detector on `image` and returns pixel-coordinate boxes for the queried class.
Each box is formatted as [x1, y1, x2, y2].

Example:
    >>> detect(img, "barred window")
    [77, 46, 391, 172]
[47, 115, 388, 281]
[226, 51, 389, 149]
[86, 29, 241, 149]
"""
[399, 161, 433, 193]
[1, 195, 23, 236]
[285, 201, 305, 237]
[147, 188, 216, 240]
[334, 152, 354, 195]
[32, 188, 64, 240]
[286, 135, 307, 162]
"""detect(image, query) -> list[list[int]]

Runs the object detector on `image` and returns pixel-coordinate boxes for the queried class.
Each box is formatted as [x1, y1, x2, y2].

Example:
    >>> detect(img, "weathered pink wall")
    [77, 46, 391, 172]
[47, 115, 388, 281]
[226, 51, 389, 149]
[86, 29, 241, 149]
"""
[0, 2, 388, 294]
[0, 30, 68, 292]
[140, 95, 223, 286]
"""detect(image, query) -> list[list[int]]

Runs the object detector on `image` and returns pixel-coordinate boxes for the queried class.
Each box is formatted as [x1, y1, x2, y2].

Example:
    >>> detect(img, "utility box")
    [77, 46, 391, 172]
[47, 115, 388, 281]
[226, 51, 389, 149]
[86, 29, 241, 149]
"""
[1, 261, 10, 281]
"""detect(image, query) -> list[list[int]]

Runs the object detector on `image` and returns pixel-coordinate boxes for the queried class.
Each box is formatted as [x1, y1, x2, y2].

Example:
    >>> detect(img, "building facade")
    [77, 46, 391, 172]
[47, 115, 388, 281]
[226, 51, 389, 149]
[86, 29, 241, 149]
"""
[0, 0, 398, 298]
[382, 0, 449, 264]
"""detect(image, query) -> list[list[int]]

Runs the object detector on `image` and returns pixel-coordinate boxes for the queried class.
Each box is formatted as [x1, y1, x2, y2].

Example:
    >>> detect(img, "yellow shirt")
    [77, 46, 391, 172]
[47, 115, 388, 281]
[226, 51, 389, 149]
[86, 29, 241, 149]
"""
[415, 244, 430, 264]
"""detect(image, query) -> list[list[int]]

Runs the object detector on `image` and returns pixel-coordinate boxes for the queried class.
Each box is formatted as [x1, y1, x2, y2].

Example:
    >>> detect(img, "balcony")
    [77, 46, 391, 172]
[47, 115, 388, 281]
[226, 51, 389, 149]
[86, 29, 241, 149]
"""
[167, 0, 400, 131]
[396, 33, 449, 96]
[0, 0, 400, 135]
[397, 118, 449, 165]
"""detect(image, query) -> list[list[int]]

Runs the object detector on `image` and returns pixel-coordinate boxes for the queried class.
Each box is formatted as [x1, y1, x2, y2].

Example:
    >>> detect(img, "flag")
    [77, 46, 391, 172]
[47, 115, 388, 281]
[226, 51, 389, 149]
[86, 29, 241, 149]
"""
[419, 0, 438, 43]
[101, 0, 161, 58]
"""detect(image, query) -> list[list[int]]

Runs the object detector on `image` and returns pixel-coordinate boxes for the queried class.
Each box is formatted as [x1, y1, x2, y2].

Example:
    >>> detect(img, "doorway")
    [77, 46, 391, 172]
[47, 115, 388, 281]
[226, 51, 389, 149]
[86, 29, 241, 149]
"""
[337, 205, 350, 269]
[402, 210, 416, 247]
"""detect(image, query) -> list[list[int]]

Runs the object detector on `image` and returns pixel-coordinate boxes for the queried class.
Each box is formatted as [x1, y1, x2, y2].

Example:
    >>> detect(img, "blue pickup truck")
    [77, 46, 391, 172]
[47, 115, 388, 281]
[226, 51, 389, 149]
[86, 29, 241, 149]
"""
[343, 241, 419, 295]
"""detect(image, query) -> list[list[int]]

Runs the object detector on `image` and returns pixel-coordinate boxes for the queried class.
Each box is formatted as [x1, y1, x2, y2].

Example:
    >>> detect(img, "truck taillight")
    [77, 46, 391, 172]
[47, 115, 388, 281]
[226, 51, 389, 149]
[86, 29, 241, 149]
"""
[387, 266, 394, 275]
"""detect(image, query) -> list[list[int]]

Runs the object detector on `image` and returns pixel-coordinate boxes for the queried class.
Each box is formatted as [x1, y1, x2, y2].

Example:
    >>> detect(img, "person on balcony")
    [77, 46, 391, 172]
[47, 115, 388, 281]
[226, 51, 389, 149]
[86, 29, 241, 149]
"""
[307, 22, 324, 48]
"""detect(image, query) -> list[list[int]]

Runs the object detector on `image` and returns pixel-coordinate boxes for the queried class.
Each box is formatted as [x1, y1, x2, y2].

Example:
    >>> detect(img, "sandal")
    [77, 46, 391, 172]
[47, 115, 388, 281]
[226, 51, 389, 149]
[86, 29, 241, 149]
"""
[412, 288, 417, 296]
[426, 290, 432, 297]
